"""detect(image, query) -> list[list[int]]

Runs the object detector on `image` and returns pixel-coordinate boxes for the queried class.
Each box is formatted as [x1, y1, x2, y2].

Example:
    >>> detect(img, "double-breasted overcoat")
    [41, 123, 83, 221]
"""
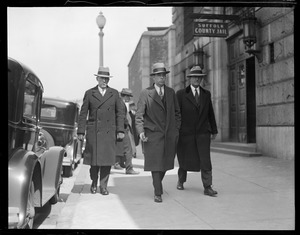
[77, 86, 124, 166]
[135, 85, 181, 171]
[176, 85, 218, 172]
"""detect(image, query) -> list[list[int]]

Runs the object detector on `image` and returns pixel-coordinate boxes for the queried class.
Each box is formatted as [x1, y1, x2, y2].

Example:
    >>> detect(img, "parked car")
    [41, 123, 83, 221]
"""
[40, 97, 83, 177]
[8, 58, 65, 229]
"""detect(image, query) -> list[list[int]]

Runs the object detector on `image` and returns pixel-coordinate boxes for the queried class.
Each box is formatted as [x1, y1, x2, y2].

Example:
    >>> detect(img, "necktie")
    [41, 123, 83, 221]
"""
[195, 89, 199, 104]
[159, 87, 163, 99]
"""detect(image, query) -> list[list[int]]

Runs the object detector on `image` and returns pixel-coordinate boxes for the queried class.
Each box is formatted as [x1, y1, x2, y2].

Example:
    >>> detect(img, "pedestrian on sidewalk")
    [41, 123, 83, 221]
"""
[128, 100, 139, 158]
[115, 88, 139, 175]
[176, 65, 218, 197]
[77, 66, 125, 195]
[135, 62, 181, 203]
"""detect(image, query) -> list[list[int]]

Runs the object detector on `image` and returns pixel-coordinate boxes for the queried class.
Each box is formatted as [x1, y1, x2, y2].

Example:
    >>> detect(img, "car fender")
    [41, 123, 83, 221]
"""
[38, 146, 65, 204]
[63, 141, 74, 166]
[8, 148, 41, 228]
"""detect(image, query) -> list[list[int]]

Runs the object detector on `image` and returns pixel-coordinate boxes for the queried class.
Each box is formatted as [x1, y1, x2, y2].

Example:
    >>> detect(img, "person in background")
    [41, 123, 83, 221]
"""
[115, 88, 140, 175]
[77, 66, 125, 195]
[128, 100, 139, 158]
[135, 62, 181, 203]
[176, 65, 218, 197]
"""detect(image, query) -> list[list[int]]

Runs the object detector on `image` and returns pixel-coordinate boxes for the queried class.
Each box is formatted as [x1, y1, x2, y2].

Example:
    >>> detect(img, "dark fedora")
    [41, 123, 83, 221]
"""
[120, 88, 133, 97]
[150, 63, 170, 76]
[187, 65, 206, 77]
[94, 66, 113, 78]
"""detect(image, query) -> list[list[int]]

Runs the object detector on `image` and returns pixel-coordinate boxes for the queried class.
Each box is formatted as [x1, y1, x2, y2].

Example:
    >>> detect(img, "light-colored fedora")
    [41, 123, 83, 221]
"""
[187, 65, 206, 77]
[120, 88, 133, 97]
[150, 63, 170, 76]
[94, 66, 113, 78]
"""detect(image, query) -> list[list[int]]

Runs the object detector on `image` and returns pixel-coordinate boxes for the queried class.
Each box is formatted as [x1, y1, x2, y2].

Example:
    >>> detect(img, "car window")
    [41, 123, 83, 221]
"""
[41, 106, 57, 119]
[24, 79, 38, 119]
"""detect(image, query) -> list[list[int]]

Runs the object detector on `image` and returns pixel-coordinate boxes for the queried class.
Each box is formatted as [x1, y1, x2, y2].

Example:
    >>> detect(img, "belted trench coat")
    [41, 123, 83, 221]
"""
[135, 85, 181, 172]
[176, 85, 218, 171]
[77, 86, 124, 166]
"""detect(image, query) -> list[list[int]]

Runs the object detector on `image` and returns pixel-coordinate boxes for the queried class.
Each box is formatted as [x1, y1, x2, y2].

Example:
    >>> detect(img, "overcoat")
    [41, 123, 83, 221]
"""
[77, 86, 124, 166]
[135, 85, 181, 171]
[176, 85, 218, 171]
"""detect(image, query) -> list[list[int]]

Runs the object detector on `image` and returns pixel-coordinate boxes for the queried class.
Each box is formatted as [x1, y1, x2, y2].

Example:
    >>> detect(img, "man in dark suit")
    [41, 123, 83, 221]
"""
[77, 66, 125, 195]
[176, 65, 218, 197]
[136, 62, 181, 203]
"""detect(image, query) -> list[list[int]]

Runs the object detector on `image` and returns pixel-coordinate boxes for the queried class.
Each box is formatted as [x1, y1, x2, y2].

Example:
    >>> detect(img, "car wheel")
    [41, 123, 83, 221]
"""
[49, 186, 60, 205]
[39, 129, 54, 149]
[25, 181, 35, 229]
[63, 164, 74, 177]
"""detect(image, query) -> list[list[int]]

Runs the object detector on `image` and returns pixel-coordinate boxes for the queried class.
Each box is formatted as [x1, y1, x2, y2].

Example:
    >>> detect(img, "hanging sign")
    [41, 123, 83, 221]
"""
[193, 21, 229, 37]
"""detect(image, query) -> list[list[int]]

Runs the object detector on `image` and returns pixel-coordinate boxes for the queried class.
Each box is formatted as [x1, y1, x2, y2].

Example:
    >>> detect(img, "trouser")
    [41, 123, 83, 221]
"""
[151, 171, 166, 196]
[122, 129, 134, 171]
[178, 167, 212, 188]
[89, 165, 111, 189]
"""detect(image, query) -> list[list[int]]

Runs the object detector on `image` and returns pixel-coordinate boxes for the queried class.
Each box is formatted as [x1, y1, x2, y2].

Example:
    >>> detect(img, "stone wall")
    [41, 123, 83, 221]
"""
[255, 8, 294, 159]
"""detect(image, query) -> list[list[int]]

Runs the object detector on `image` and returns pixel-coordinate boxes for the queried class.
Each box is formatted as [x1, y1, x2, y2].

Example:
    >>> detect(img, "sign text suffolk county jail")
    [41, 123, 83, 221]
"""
[193, 21, 228, 37]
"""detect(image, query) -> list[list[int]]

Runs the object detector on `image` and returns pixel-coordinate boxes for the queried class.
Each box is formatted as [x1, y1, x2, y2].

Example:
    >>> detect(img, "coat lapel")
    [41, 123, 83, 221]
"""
[92, 86, 102, 102]
[148, 86, 165, 109]
[185, 86, 198, 108]
[198, 87, 207, 116]
[92, 86, 113, 108]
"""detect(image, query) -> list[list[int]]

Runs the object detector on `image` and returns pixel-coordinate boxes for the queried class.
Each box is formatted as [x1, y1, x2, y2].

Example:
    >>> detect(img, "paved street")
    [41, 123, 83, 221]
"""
[53, 144, 295, 230]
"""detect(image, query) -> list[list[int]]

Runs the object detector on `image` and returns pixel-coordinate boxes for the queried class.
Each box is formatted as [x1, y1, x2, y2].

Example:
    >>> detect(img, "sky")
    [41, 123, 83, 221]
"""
[7, 7, 173, 102]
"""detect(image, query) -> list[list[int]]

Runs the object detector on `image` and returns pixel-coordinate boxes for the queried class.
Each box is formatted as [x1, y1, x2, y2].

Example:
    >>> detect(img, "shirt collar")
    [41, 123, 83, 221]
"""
[190, 85, 199, 94]
[154, 84, 164, 93]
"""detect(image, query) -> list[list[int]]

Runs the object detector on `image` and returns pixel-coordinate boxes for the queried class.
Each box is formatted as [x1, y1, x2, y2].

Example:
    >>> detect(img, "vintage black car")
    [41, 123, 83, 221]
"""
[8, 58, 65, 229]
[40, 97, 83, 177]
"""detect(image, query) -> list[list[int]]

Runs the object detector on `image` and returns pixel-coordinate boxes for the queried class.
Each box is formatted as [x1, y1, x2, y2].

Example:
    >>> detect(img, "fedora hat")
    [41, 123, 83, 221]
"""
[150, 63, 170, 76]
[94, 66, 113, 78]
[120, 88, 133, 97]
[187, 65, 206, 77]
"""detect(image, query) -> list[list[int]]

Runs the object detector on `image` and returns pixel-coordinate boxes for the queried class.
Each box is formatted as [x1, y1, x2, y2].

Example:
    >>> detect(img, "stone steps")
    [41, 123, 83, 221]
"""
[211, 142, 262, 157]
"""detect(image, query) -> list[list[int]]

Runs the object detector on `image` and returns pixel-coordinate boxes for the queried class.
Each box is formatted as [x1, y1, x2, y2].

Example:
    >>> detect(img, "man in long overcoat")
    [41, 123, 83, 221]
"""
[77, 66, 125, 195]
[176, 65, 218, 197]
[135, 62, 181, 203]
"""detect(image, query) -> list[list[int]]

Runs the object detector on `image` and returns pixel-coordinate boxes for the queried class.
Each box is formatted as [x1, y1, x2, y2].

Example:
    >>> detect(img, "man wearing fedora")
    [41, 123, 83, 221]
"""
[77, 66, 125, 195]
[136, 62, 181, 203]
[115, 88, 139, 174]
[176, 65, 218, 197]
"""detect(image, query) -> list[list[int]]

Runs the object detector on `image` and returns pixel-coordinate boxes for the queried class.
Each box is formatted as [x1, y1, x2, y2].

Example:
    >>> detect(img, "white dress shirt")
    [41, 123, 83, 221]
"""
[190, 85, 200, 97]
[98, 86, 106, 96]
[154, 84, 164, 96]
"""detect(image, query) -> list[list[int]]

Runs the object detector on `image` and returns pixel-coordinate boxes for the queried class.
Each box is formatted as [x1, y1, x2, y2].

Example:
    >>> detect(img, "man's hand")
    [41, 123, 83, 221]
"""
[140, 132, 148, 142]
[211, 134, 217, 140]
[117, 132, 125, 140]
[77, 134, 84, 141]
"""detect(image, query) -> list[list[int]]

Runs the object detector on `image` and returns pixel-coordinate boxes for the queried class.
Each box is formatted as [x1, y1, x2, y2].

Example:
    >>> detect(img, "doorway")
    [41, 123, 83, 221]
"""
[229, 57, 256, 143]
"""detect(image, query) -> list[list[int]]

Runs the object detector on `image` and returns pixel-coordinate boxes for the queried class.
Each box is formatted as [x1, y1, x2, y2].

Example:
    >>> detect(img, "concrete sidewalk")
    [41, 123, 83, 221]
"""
[56, 145, 294, 230]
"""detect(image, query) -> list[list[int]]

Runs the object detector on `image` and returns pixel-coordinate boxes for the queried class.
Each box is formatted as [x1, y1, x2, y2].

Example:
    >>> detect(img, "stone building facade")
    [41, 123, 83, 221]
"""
[128, 26, 175, 105]
[128, 6, 294, 160]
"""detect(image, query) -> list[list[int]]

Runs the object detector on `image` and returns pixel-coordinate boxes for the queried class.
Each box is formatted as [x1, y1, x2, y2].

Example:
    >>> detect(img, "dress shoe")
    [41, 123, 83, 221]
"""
[154, 195, 162, 203]
[177, 182, 184, 190]
[114, 163, 123, 170]
[90, 181, 97, 194]
[204, 186, 218, 197]
[126, 168, 140, 175]
[100, 187, 109, 195]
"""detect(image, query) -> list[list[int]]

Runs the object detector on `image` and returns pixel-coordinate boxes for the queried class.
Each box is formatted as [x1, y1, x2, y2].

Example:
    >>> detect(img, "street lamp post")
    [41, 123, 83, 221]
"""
[96, 11, 106, 67]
